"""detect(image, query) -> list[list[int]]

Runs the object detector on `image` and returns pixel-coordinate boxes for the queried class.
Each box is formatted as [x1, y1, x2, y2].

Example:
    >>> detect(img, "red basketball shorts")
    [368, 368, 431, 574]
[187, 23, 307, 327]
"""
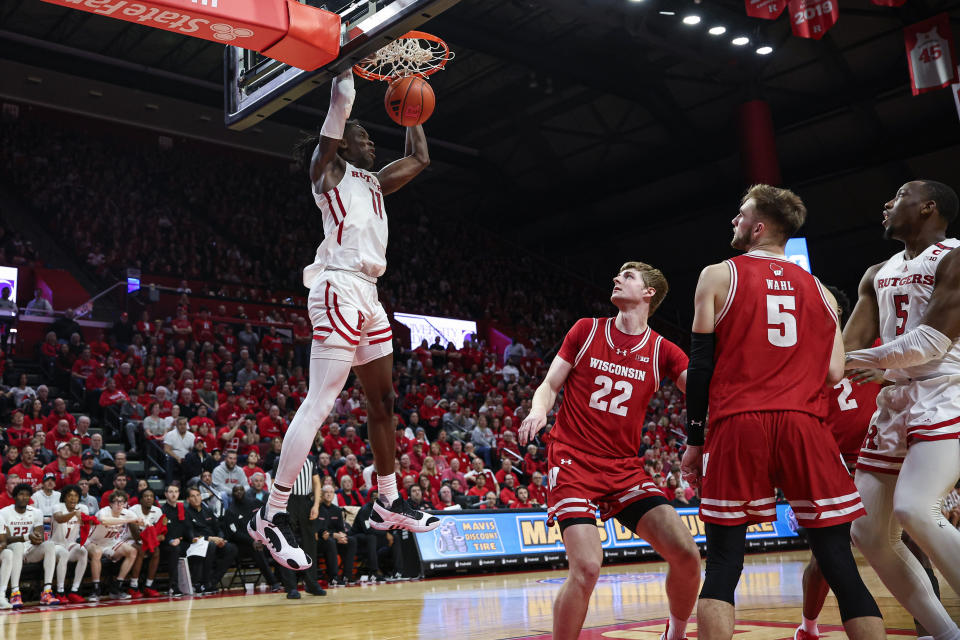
[546, 440, 666, 527]
[700, 411, 865, 529]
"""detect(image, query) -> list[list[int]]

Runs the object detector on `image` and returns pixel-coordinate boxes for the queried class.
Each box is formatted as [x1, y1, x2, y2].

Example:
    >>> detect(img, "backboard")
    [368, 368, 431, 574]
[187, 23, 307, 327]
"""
[224, 0, 459, 130]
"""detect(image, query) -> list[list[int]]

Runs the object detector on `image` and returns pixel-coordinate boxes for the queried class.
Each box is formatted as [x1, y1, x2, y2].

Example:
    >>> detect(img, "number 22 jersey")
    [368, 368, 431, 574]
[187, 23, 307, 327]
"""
[709, 251, 838, 423]
[550, 317, 688, 458]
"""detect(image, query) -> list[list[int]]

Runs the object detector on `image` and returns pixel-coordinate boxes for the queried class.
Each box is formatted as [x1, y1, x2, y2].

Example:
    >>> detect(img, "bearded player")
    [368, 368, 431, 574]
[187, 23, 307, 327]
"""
[680, 185, 885, 640]
[842, 180, 960, 640]
[249, 69, 438, 572]
[519, 262, 701, 640]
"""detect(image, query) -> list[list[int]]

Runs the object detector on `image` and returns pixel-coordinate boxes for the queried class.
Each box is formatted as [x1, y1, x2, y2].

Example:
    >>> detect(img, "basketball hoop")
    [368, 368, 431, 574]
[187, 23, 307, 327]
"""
[353, 31, 452, 81]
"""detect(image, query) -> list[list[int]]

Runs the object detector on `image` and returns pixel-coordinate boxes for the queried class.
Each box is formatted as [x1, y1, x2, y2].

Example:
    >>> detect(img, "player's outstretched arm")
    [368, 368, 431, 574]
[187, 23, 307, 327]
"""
[312, 70, 356, 193]
[843, 262, 883, 351]
[518, 356, 572, 446]
[376, 124, 430, 195]
[846, 250, 960, 370]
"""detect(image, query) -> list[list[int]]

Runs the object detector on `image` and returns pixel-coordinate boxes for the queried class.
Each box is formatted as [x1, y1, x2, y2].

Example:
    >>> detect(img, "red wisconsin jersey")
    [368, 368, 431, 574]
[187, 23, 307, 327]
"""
[551, 317, 688, 458]
[824, 377, 882, 466]
[710, 252, 838, 422]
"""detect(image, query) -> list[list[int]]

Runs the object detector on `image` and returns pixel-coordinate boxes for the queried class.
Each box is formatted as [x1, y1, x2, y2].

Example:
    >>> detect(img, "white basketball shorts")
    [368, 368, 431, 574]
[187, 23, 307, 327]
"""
[856, 373, 960, 476]
[307, 270, 393, 366]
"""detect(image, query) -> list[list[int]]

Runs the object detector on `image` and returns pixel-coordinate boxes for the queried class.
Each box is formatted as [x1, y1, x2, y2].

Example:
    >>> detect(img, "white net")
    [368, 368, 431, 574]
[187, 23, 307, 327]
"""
[355, 36, 452, 80]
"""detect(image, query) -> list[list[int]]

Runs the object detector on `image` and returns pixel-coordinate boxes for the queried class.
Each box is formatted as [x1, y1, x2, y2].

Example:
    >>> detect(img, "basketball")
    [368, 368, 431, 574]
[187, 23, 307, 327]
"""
[384, 75, 435, 126]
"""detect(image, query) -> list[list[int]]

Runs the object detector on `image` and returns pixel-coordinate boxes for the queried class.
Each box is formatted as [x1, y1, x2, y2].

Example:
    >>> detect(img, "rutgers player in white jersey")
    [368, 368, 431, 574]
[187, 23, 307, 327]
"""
[51, 484, 90, 603]
[126, 488, 165, 598]
[85, 490, 144, 601]
[250, 69, 438, 572]
[843, 180, 960, 640]
[0, 483, 59, 608]
[519, 262, 701, 640]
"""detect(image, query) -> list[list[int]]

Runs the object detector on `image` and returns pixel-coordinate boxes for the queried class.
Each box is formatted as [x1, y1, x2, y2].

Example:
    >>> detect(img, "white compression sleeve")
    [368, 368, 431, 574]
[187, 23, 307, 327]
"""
[845, 324, 952, 370]
[320, 70, 356, 140]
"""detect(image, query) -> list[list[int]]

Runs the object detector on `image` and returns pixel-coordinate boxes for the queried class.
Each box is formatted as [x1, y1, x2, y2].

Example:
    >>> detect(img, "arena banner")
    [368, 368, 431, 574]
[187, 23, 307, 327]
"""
[415, 505, 800, 575]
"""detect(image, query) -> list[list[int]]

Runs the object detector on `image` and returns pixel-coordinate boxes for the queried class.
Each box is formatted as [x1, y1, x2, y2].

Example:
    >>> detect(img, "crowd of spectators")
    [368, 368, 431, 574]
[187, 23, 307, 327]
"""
[0, 112, 696, 607]
[0, 117, 633, 349]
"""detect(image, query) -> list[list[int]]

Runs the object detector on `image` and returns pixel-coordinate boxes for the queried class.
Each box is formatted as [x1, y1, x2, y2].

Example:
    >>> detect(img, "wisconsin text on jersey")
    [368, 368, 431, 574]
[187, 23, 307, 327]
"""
[589, 357, 648, 381]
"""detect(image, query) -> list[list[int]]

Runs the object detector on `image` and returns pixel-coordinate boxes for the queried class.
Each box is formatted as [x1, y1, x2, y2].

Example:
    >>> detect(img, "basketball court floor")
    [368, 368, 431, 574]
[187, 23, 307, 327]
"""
[0, 550, 955, 639]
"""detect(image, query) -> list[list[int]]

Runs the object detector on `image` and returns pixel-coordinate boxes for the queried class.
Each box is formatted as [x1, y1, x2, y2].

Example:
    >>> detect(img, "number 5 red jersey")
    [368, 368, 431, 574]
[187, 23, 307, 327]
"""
[549, 317, 688, 458]
[709, 252, 838, 423]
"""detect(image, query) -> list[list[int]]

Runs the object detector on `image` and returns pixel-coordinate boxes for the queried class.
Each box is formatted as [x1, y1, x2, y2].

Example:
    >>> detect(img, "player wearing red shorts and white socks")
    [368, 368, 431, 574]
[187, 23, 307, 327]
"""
[520, 262, 701, 640]
[248, 69, 438, 572]
[51, 484, 90, 603]
[681, 185, 885, 640]
[842, 181, 960, 640]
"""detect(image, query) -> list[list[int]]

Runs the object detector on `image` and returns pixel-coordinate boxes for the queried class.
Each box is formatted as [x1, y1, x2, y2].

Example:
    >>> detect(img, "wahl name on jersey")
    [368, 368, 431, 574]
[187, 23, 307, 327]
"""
[765, 262, 794, 291]
[589, 357, 646, 381]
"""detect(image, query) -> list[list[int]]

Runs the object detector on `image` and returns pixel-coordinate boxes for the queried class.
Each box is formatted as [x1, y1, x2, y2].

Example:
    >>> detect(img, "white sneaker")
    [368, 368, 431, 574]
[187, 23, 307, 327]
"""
[370, 497, 440, 533]
[247, 505, 312, 570]
[0, 596, 11, 610]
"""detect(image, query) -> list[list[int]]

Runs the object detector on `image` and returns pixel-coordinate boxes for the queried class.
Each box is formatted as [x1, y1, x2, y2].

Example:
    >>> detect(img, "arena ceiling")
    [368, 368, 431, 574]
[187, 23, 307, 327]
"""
[2, 0, 960, 327]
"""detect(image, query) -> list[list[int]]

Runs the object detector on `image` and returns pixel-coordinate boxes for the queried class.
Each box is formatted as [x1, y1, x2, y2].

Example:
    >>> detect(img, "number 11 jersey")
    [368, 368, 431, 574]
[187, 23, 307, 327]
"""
[551, 317, 688, 458]
[709, 251, 838, 423]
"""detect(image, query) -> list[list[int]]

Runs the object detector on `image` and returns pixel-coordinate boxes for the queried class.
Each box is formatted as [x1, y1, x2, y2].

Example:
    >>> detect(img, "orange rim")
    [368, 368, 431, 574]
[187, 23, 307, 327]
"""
[353, 30, 452, 82]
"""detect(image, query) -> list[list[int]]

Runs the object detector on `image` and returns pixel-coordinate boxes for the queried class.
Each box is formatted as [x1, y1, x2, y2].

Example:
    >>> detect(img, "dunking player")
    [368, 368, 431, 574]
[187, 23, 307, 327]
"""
[519, 262, 701, 640]
[842, 180, 960, 640]
[249, 70, 438, 571]
[680, 185, 885, 640]
[794, 286, 884, 640]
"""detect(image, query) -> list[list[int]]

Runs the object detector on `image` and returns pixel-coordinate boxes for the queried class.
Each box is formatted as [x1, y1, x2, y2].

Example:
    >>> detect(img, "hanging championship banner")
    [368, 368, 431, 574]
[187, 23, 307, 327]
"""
[871, 0, 907, 6]
[904, 13, 958, 96]
[789, 0, 839, 40]
[746, 0, 788, 19]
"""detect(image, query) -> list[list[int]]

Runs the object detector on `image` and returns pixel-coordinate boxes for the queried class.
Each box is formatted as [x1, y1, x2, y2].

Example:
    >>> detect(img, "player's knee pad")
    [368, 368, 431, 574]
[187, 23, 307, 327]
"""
[699, 523, 746, 606]
[806, 523, 881, 621]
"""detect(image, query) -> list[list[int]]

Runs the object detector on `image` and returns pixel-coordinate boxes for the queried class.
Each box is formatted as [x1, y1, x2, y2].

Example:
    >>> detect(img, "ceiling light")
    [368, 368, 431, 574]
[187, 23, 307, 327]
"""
[732, 36, 750, 46]
[628, 0, 645, 3]
[756, 46, 773, 55]
[682, 15, 701, 25]
[708, 25, 726, 35]
[659, 11, 675, 15]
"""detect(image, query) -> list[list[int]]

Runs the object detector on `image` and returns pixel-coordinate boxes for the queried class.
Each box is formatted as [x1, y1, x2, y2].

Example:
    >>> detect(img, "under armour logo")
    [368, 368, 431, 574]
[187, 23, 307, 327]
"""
[356, 311, 365, 331]
[769, 263, 784, 277]
[560, 459, 573, 465]
[615, 348, 628, 355]
[211, 24, 254, 41]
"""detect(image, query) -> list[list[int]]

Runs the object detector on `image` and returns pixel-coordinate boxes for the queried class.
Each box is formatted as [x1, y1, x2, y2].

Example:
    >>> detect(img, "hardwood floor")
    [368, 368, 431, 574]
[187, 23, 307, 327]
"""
[1, 550, 956, 639]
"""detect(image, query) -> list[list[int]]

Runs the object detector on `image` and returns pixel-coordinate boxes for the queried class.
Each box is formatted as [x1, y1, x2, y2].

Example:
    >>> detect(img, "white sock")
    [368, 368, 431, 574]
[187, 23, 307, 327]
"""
[145, 579, 153, 587]
[378, 474, 399, 503]
[801, 615, 818, 635]
[668, 614, 687, 640]
[130, 578, 138, 588]
[267, 486, 290, 519]
[57, 583, 65, 593]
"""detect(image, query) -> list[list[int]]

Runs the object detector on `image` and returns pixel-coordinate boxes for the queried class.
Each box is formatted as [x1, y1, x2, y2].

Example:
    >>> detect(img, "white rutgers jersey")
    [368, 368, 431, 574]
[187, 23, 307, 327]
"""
[137, 505, 163, 527]
[0, 504, 42, 539]
[51, 503, 89, 546]
[87, 507, 135, 545]
[304, 161, 388, 288]
[874, 238, 960, 382]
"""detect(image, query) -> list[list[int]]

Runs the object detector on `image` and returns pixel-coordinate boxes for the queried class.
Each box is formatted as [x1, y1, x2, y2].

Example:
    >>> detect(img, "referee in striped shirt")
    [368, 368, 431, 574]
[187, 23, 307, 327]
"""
[272, 454, 326, 598]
